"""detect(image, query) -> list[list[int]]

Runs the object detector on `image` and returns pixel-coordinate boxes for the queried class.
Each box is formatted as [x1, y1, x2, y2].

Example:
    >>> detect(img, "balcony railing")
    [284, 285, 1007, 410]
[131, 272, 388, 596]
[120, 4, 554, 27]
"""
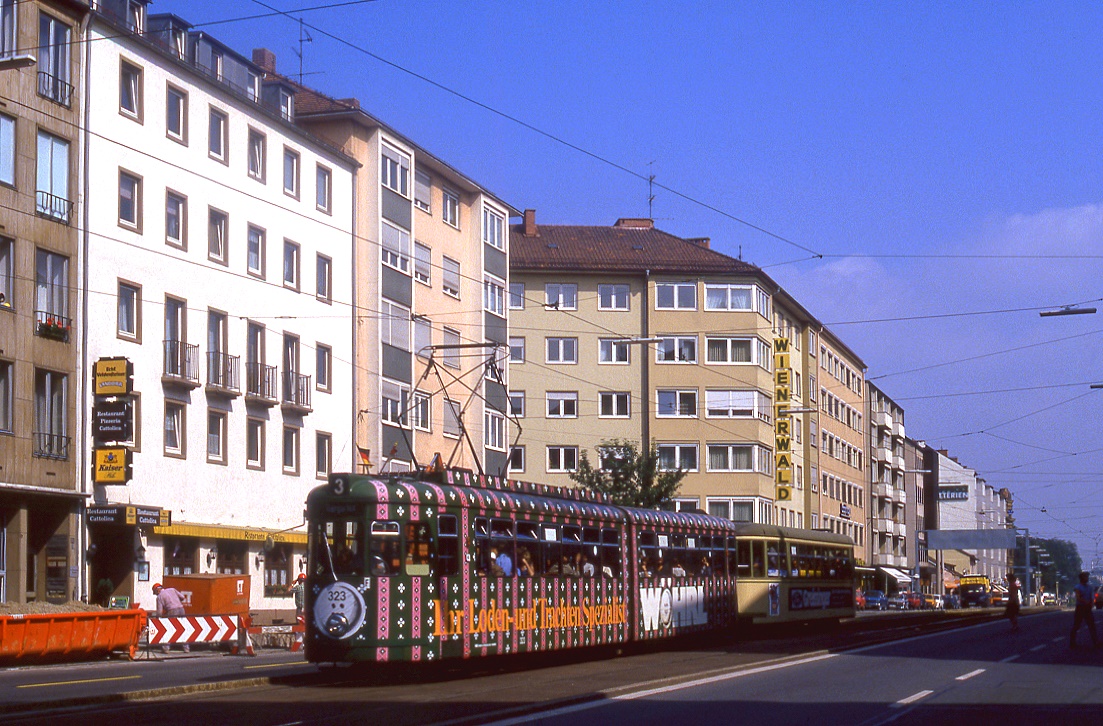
[37, 71, 73, 107]
[35, 191, 72, 224]
[33, 431, 70, 460]
[163, 339, 199, 386]
[245, 362, 278, 405]
[34, 310, 71, 342]
[282, 371, 312, 412]
[206, 351, 240, 395]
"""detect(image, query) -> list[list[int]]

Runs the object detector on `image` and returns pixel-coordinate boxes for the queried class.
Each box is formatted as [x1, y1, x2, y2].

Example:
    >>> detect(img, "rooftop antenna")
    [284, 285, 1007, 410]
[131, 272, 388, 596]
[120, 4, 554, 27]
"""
[293, 17, 313, 84]
[647, 160, 656, 220]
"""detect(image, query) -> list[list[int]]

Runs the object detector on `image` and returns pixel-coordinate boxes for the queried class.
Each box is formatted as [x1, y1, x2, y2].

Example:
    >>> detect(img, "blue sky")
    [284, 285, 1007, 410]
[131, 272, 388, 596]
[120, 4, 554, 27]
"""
[165, 1, 1103, 563]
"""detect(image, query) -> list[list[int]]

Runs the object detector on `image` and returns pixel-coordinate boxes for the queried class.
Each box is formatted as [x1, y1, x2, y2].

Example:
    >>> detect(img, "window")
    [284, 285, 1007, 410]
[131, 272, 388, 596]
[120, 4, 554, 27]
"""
[381, 300, 411, 351]
[547, 446, 578, 473]
[316, 432, 332, 478]
[316, 344, 331, 391]
[316, 254, 331, 302]
[125, 1, 144, 33]
[484, 275, 505, 317]
[165, 191, 186, 248]
[164, 401, 184, 457]
[442, 256, 460, 296]
[207, 409, 227, 463]
[599, 391, 630, 418]
[509, 337, 525, 363]
[508, 446, 525, 473]
[36, 131, 69, 221]
[117, 281, 140, 341]
[657, 336, 697, 363]
[508, 391, 525, 417]
[509, 282, 524, 309]
[34, 369, 67, 459]
[599, 339, 629, 364]
[381, 221, 410, 272]
[443, 328, 460, 368]
[279, 89, 293, 120]
[708, 498, 755, 523]
[208, 208, 227, 264]
[485, 412, 506, 450]
[283, 148, 299, 196]
[443, 399, 461, 436]
[414, 316, 432, 358]
[657, 444, 698, 472]
[246, 417, 264, 469]
[656, 282, 696, 310]
[381, 145, 409, 196]
[38, 14, 70, 106]
[442, 188, 459, 227]
[705, 283, 754, 311]
[118, 170, 141, 229]
[35, 249, 67, 324]
[414, 170, 430, 211]
[546, 337, 577, 364]
[119, 60, 142, 120]
[706, 389, 769, 419]
[316, 165, 331, 212]
[211, 49, 223, 81]
[0, 114, 12, 185]
[545, 283, 577, 310]
[0, 0, 14, 57]
[247, 225, 265, 277]
[706, 337, 770, 367]
[414, 242, 431, 285]
[412, 391, 431, 431]
[657, 389, 697, 417]
[208, 107, 227, 161]
[0, 360, 11, 433]
[483, 206, 505, 250]
[166, 86, 186, 142]
[546, 391, 578, 418]
[598, 284, 629, 310]
[247, 129, 265, 181]
[246, 70, 260, 102]
[0, 236, 11, 307]
[283, 240, 300, 289]
[283, 426, 300, 474]
[707, 444, 757, 472]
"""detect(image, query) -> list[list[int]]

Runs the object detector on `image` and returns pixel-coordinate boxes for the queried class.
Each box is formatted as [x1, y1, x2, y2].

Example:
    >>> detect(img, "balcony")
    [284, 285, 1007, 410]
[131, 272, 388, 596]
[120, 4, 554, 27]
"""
[872, 552, 896, 567]
[281, 371, 312, 414]
[873, 517, 893, 533]
[892, 453, 906, 471]
[205, 351, 240, 397]
[35, 191, 72, 224]
[895, 521, 908, 537]
[873, 481, 891, 499]
[162, 339, 200, 388]
[871, 409, 891, 429]
[892, 419, 906, 440]
[872, 445, 891, 463]
[33, 431, 70, 460]
[37, 71, 73, 108]
[245, 362, 278, 407]
[34, 310, 71, 342]
[893, 487, 907, 505]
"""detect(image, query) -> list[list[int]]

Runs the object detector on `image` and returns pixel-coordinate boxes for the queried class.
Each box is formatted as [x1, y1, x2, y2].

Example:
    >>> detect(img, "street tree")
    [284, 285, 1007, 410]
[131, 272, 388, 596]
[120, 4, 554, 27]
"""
[570, 439, 686, 508]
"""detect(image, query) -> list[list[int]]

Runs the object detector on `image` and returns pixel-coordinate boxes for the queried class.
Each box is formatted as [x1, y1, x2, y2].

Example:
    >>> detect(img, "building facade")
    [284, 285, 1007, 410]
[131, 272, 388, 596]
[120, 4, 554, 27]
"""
[80, 2, 355, 613]
[934, 449, 1010, 583]
[0, 0, 90, 604]
[867, 382, 907, 579]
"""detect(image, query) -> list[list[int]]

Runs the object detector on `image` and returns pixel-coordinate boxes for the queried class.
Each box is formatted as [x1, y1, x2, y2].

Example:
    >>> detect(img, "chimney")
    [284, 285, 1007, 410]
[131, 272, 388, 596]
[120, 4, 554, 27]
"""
[252, 48, 277, 74]
[686, 237, 711, 249]
[523, 209, 538, 237]
[614, 218, 654, 230]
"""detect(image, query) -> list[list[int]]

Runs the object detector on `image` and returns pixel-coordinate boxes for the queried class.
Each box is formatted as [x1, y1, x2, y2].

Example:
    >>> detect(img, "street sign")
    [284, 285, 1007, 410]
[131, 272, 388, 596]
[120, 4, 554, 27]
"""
[92, 400, 132, 443]
[92, 447, 132, 484]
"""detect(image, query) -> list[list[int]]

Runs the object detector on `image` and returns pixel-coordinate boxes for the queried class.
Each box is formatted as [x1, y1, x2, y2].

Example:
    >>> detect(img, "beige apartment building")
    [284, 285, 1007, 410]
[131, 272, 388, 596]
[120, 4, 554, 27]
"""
[289, 68, 517, 476]
[0, 0, 89, 603]
[510, 212, 844, 528]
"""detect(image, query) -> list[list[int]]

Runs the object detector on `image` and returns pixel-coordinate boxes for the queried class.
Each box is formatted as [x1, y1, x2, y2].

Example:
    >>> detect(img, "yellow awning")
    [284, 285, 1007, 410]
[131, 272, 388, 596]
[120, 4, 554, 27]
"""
[152, 521, 307, 545]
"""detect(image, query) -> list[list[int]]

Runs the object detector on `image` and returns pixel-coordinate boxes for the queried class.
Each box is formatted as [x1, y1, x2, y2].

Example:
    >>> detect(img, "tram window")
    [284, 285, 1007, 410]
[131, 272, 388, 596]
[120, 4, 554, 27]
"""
[600, 528, 620, 577]
[405, 522, 432, 576]
[736, 540, 752, 577]
[369, 521, 401, 576]
[638, 531, 659, 578]
[766, 540, 782, 578]
[583, 527, 600, 544]
[438, 515, 459, 576]
[517, 522, 540, 575]
[312, 519, 364, 577]
[489, 518, 515, 576]
[562, 525, 583, 576]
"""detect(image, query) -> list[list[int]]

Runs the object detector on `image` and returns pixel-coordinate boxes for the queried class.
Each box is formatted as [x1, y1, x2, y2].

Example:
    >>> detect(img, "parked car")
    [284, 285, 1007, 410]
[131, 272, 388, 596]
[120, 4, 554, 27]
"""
[864, 590, 887, 611]
[1041, 593, 1057, 606]
[888, 592, 910, 610]
[923, 593, 945, 610]
[906, 591, 923, 609]
[855, 589, 867, 610]
[990, 590, 1008, 607]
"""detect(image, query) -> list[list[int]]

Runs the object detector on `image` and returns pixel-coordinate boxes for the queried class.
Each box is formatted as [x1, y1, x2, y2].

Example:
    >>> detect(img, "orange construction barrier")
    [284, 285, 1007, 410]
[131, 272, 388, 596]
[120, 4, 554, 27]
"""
[0, 609, 147, 663]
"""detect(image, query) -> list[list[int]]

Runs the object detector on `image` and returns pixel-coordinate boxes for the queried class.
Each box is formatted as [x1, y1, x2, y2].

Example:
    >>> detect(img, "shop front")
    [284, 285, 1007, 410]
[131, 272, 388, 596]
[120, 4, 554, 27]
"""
[0, 485, 84, 605]
[86, 504, 169, 607]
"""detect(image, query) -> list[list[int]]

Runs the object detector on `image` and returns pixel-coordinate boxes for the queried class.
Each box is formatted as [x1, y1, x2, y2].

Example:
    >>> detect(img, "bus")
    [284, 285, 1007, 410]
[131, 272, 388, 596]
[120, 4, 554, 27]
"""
[959, 574, 991, 608]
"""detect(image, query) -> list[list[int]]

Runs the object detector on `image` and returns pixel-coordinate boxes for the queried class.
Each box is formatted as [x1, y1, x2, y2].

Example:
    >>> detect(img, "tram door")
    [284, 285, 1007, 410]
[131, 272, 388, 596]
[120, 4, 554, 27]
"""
[437, 514, 465, 660]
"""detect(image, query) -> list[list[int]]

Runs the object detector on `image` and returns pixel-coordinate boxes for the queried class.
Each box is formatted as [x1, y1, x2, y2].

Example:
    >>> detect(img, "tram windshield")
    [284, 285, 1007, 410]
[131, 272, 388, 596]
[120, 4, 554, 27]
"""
[311, 519, 365, 577]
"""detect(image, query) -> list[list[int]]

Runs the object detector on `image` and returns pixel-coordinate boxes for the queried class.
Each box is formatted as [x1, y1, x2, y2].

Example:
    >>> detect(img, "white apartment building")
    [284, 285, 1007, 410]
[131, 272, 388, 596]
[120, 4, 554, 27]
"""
[868, 383, 908, 578]
[79, 2, 355, 615]
[935, 450, 1010, 583]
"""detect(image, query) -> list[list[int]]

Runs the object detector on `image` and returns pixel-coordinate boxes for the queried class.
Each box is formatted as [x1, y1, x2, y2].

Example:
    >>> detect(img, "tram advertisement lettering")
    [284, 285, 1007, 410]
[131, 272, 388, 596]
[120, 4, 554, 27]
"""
[639, 584, 707, 632]
[432, 597, 628, 637]
[789, 587, 852, 611]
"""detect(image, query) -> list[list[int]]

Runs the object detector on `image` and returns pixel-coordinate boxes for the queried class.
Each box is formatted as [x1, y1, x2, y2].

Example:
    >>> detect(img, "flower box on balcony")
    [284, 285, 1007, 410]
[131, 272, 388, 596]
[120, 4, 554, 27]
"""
[36, 318, 70, 341]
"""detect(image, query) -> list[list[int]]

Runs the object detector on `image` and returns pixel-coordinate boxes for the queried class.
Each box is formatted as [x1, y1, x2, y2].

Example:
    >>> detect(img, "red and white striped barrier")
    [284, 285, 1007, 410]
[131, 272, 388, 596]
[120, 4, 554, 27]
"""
[148, 615, 255, 655]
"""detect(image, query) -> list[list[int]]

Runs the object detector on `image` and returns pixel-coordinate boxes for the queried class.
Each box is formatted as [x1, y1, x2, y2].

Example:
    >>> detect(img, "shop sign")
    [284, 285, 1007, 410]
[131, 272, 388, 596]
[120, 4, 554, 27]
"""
[92, 447, 132, 484]
[938, 485, 969, 501]
[773, 336, 793, 503]
[87, 504, 169, 526]
[93, 357, 133, 397]
[93, 400, 132, 443]
[840, 503, 852, 520]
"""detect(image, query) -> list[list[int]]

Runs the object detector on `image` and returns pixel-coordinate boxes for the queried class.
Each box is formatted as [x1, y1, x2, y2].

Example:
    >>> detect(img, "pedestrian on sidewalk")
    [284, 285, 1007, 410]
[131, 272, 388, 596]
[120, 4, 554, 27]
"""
[1006, 572, 1021, 632]
[153, 583, 190, 654]
[1069, 571, 1098, 649]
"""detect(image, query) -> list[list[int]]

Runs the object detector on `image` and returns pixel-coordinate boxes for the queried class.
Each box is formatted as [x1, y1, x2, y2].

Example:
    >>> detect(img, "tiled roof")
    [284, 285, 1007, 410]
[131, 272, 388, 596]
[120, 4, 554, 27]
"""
[510, 223, 760, 275]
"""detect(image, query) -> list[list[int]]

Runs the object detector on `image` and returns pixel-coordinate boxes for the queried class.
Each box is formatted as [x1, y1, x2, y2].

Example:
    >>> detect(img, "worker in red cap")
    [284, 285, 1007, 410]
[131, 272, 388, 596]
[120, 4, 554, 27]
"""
[153, 582, 190, 654]
[291, 573, 307, 617]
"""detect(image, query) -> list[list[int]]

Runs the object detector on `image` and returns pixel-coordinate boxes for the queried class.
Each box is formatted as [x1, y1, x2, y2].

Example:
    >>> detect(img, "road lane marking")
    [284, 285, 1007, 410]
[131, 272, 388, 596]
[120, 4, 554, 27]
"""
[1052, 637, 1064, 643]
[955, 668, 985, 681]
[1029, 644, 1046, 652]
[892, 690, 933, 708]
[242, 661, 312, 670]
[17, 675, 142, 689]
[1000, 654, 1020, 663]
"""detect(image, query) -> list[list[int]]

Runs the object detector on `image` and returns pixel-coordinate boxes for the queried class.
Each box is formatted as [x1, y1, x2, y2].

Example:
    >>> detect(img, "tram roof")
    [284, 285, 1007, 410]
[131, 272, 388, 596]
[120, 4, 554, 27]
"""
[733, 523, 855, 546]
[621, 507, 737, 532]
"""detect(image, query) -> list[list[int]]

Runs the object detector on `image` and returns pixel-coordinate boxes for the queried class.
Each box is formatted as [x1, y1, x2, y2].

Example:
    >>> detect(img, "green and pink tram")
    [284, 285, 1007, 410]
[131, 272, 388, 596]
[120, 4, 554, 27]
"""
[304, 469, 854, 665]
